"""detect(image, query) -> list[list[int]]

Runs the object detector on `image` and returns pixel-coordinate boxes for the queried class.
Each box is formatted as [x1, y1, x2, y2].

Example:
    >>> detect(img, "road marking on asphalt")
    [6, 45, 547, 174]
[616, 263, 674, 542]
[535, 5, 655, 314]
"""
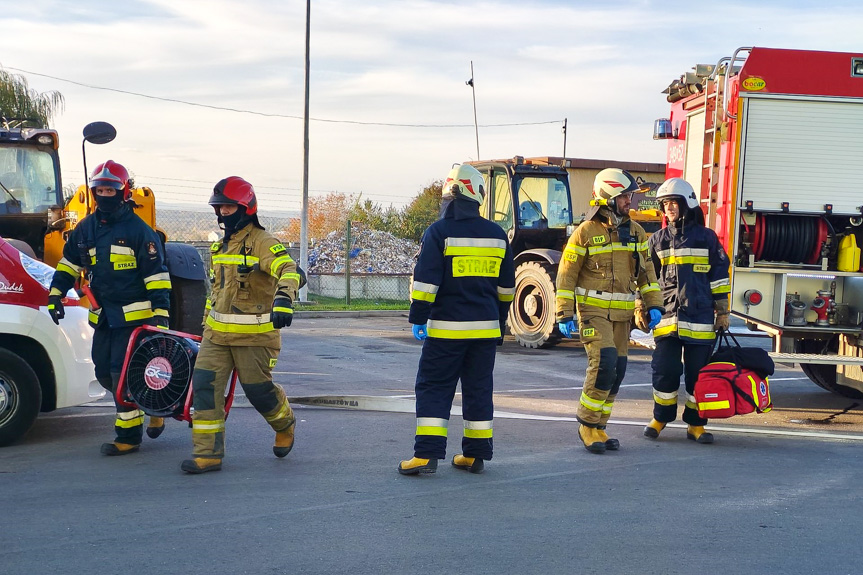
[272, 371, 331, 376]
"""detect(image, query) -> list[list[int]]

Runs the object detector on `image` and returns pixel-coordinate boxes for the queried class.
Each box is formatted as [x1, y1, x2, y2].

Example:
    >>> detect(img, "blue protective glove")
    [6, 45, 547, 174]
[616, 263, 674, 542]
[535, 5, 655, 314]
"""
[648, 309, 662, 330]
[412, 323, 428, 341]
[558, 320, 577, 339]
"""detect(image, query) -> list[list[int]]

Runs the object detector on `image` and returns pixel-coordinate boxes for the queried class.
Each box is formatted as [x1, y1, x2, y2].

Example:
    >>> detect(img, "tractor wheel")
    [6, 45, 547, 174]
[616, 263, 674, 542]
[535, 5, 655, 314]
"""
[0, 348, 42, 447]
[509, 261, 561, 349]
[796, 337, 863, 399]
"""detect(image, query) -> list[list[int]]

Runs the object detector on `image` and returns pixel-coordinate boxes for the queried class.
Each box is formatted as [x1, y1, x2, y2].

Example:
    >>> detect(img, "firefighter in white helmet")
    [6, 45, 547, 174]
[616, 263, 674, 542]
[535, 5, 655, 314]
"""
[399, 163, 516, 475]
[644, 177, 730, 444]
[556, 168, 664, 453]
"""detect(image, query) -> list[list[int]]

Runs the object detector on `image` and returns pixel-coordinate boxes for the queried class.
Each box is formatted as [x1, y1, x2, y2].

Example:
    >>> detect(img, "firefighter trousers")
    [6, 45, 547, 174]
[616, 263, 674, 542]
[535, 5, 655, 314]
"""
[92, 324, 144, 445]
[413, 338, 497, 461]
[190, 339, 294, 459]
[577, 316, 629, 427]
[651, 336, 712, 426]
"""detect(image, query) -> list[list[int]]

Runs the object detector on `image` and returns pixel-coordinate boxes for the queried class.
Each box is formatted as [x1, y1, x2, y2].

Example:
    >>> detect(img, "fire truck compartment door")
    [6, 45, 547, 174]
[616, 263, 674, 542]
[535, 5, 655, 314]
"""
[738, 95, 863, 214]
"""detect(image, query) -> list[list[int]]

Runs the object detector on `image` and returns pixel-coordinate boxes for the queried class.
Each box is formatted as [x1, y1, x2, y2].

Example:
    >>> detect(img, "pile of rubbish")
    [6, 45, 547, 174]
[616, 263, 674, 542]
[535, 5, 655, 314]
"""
[308, 228, 419, 274]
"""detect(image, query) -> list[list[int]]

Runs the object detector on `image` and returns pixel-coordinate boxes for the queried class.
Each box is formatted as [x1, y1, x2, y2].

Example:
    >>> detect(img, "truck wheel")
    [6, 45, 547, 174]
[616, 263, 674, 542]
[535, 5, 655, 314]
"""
[509, 261, 561, 349]
[796, 337, 863, 399]
[169, 277, 208, 337]
[0, 348, 42, 447]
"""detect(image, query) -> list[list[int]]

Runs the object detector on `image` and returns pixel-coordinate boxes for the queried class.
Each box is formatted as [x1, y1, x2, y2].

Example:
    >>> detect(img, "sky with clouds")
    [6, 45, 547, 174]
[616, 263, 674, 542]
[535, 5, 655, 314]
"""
[2, 0, 862, 214]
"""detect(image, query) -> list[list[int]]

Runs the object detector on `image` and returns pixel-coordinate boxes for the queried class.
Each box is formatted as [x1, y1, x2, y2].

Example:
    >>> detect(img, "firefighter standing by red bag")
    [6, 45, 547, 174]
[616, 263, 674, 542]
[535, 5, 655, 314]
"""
[181, 177, 301, 474]
[644, 178, 730, 444]
[398, 164, 515, 475]
[48, 160, 171, 455]
[555, 168, 664, 454]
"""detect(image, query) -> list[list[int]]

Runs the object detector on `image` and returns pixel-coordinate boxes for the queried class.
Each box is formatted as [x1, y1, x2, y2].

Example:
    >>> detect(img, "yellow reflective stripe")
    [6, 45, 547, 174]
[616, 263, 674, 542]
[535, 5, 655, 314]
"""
[653, 390, 678, 406]
[206, 315, 275, 333]
[580, 392, 604, 412]
[600, 401, 614, 415]
[144, 272, 171, 290]
[557, 289, 575, 301]
[426, 319, 500, 339]
[270, 255, 295, 277]
[653, 323, 677, 337]
[464, 428, 493, 439]
[698, 400, 731, 411]
[115, 411, 144, 428]
[660, 255, 710, 265]
[122, 301, 153, 322]
[212, 255, 260, 265]
[498, 286, 515, 302]
[411, 290, 436, 303]
[192, 420, 225, 434]
[49, 287, 64, 296]
[280, 272, 301, 283]
[265, 400, 292, 423]
[684, 393, 698, 410]
[88, 309, 101, 324]
[416, 417, 448, 437]
[146, 280, 171, 290]
[563, 244, 586, 262]
[205, 299, 212, 311]
[273, 306, 293, 314]
[153, 308, 169, 317]
[57, 258, 80, 276]
[637, 241, 649, 252]
[639, 283, 660, 294]
[590, 245, 613, 255]
[109, 253, 136, 263]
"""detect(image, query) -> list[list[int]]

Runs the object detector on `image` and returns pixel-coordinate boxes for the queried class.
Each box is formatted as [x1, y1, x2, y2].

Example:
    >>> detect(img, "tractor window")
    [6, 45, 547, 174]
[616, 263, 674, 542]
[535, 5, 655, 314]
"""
[490, 169, 512, 231]
[0, 146, 60, 214]
[516, 177, 572, 229]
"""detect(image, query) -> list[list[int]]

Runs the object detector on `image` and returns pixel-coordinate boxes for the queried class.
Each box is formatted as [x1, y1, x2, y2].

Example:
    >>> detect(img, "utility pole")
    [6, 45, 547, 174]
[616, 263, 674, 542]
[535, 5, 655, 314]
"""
[562, 117, 567, 162]
[466, 61, 480, 160]
[299, 0, 311, 302]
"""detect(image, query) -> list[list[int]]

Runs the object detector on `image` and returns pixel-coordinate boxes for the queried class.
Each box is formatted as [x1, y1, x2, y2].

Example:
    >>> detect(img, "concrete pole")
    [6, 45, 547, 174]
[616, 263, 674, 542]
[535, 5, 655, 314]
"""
[299, 0, 311, 302]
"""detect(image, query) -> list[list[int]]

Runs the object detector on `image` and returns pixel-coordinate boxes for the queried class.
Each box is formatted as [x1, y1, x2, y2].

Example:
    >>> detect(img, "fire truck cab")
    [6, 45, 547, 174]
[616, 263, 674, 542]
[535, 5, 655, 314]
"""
[655, 46, 863, 398]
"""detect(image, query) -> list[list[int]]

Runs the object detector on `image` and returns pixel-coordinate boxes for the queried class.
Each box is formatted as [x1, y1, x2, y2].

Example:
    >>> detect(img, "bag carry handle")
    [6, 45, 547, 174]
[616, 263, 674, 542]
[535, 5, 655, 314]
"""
[712, 327, 742, 355]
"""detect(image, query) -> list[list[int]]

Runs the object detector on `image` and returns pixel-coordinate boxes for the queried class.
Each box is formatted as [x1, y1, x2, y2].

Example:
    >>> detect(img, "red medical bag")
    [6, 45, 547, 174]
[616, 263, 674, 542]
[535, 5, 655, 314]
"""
[694, 361, 772, 419]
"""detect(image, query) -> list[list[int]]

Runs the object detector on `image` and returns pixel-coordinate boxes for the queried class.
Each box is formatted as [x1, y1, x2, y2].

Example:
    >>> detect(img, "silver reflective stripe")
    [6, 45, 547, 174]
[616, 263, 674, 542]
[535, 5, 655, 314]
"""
[444, 237, 507, 249]
[497, 286, 515, 296]
[110, 245, 135, 255]
[209, 310, 272, 324]
[417, 417, 449, 428]
[144, 272, 171, 283]
[654, 247, 710, 259]
[412, 281, 439, 294]
[654, 390, 678, 400]
[464, 420, 493, 430]
[122, 301, 152, 313]
[574, 287, 637, 302]
[427, 319, 500, 331]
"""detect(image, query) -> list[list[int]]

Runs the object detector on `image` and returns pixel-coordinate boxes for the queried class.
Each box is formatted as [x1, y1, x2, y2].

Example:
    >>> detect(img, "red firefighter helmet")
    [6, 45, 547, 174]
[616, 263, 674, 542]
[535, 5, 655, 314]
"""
[90, 160, 131, 200]
[209, 176, 258, 216]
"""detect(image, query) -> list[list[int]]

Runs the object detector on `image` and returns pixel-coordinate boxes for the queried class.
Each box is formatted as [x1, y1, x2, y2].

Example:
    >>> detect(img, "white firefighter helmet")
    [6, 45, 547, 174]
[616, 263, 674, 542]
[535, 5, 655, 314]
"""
[592, 168, 640, 205]
[656, 177, 699, 210]
[442, 164, 486, 204]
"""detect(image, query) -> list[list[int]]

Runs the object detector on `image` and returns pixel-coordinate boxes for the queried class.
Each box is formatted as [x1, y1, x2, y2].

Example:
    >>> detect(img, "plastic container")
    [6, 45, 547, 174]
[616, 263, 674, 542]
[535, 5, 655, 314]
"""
[837, 233, 860, 272]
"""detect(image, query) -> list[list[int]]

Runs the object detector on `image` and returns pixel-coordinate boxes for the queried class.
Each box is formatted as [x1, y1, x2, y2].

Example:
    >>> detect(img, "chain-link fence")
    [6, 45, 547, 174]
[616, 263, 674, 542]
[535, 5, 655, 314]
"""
[157, 209, 295, 242]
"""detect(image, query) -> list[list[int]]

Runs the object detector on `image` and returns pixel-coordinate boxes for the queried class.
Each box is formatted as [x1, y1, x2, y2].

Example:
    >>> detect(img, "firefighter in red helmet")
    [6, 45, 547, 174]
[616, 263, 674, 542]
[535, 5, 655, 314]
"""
[181, 176, 301, 474]
[48, 160, 172, 454]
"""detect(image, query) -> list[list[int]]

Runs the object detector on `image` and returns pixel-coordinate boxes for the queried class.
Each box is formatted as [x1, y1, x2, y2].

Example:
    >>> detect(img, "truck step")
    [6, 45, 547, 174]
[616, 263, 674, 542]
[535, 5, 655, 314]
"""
[768, 352, 863, 366]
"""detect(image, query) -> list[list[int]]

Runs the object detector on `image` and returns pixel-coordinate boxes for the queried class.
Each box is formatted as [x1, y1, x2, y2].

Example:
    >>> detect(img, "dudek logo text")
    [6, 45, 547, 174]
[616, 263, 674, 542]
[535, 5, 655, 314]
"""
[0, 282, 24, 293]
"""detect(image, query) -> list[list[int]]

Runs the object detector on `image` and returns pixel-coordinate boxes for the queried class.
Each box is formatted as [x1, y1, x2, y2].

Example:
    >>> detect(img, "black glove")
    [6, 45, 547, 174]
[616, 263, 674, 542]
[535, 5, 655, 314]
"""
[151, 311, 170, 329]
[48, 295, 65, 325]
[272, 296, 293, 329]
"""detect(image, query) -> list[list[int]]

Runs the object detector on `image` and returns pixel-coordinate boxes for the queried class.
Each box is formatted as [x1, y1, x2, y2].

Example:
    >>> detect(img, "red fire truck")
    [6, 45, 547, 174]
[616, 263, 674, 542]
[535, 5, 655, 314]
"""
[654, 46, 863, 398]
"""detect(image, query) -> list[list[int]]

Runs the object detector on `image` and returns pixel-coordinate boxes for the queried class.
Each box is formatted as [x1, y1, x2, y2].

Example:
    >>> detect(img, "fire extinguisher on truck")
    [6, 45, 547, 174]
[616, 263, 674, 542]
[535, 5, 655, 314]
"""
[654, 46, 863, 399]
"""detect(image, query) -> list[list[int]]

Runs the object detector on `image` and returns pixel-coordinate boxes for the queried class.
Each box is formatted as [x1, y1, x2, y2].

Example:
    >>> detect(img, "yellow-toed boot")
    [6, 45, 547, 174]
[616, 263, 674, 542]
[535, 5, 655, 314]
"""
[273, 421, 296, 458]
[643, 419, 666, 439]
[451, 454, 484, 473]
[596, 426, 619, 451]
[687, 425, 714, 444]
[181, 458, 223, 474]
[146, 416, 165, 439]
[578, 424, 607, 454]
[100, 442, 140, 456]
[397, 457, 438, 475]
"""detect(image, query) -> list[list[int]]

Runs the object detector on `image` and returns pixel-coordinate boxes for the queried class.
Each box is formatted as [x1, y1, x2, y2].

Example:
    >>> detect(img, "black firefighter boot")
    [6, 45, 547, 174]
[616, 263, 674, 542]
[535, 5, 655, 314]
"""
[578, 424, 607, 454]
[452, 454, 485, 473]
[596, 426, 620, 451]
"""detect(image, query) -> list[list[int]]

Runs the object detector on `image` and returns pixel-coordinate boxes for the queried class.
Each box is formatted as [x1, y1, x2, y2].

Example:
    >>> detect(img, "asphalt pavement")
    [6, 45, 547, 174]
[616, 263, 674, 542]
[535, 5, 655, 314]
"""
[2, 316, 861, 575]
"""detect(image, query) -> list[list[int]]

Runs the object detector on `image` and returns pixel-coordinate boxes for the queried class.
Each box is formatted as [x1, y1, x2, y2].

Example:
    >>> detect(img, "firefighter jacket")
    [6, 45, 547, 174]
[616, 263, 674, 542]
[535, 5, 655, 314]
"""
[647, 218, 730, 343]
[556, 206, 662, 323]
[204, 223, 300, 347]
[50, 204, 171, 328]
[409, 200, 516, 340]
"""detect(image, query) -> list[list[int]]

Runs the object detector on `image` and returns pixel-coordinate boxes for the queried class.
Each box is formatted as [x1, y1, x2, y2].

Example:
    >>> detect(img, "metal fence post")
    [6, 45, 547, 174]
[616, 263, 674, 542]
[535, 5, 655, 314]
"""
[345, 220, 351, 305]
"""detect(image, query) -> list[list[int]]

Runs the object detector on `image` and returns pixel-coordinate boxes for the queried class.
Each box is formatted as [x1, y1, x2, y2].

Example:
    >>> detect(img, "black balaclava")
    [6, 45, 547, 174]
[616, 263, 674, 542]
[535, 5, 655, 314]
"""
[94, 192, 124, 214]
[440, 196, 480, 220]
[220, 205, 248, 239]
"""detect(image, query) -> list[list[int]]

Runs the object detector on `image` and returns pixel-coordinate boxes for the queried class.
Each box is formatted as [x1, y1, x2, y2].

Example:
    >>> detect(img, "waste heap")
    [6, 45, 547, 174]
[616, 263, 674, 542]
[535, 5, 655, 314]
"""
[308, 228, 419, 274]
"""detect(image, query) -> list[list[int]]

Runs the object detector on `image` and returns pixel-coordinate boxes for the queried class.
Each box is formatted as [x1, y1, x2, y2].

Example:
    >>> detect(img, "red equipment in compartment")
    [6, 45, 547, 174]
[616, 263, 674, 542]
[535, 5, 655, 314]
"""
[115, 325, 237, 422]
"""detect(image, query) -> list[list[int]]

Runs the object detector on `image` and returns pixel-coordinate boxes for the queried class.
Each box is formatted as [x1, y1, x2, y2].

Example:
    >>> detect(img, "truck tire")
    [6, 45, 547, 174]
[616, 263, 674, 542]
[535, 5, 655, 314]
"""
[509, 261, 562, 349]
[0, 348, 42, 447]
[796, 337, 863, 399]
[169, 277, 207, 337]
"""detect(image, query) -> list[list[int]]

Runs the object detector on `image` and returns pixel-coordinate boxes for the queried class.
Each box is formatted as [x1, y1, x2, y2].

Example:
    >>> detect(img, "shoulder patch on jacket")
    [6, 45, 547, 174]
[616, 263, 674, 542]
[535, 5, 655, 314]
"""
[269, 243, 288, 256]
[591, 235, 606, 245]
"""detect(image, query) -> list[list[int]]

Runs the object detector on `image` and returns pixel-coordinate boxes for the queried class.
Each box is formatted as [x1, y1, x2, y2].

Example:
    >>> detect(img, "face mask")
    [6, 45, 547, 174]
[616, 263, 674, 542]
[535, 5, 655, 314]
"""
[219, 205, 247, 232]
[94, 193, 124, 213]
